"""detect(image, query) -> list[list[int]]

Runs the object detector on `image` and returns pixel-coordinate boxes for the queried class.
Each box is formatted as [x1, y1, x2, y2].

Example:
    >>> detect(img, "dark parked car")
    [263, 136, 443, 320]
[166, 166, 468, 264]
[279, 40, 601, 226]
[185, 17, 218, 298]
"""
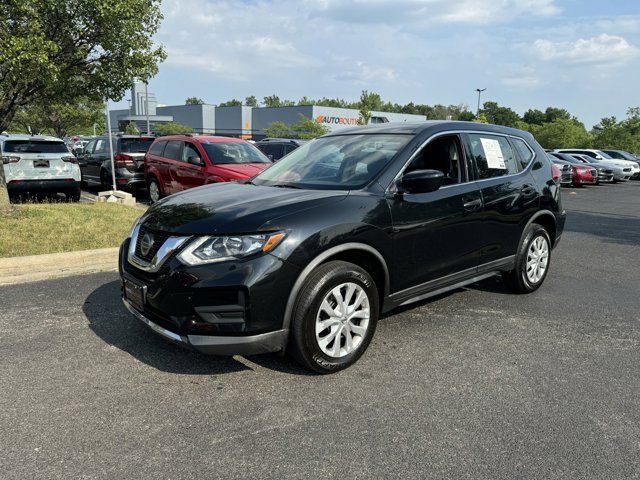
[79, 135, 154, 190]
[547, 155, 573, 186]
[144, 135, 271, 203]
[120, 122, 565, 373]
[255, 138, 308, 161]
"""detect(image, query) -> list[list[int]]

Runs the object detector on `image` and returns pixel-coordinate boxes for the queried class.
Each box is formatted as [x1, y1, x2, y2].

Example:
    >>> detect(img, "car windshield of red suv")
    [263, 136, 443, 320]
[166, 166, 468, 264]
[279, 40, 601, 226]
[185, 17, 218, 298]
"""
[202, 142, 271, 164]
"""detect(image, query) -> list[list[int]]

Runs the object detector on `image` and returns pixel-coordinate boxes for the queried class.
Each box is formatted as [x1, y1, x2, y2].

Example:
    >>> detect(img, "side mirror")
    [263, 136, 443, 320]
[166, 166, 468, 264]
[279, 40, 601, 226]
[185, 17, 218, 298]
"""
[187, 156, 204, 166]
[400, 169, 444, 194]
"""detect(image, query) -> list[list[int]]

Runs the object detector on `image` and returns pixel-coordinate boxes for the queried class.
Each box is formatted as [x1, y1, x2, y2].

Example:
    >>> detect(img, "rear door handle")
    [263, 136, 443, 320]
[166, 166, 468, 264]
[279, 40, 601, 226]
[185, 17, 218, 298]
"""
[463, 198, 482, 211]
[521, 185, 536, 195]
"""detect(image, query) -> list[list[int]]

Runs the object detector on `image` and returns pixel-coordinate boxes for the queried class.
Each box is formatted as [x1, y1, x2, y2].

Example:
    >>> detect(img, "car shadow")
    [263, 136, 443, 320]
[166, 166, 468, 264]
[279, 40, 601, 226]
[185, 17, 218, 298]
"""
[83, 280, 252, 375]
[563, 210, 640, 246]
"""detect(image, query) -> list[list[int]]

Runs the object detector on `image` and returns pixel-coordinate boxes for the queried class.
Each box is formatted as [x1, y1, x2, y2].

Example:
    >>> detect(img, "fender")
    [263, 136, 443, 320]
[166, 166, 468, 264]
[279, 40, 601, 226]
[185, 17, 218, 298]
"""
[281, 242, 390, 331]
[519, 209, 557, 248]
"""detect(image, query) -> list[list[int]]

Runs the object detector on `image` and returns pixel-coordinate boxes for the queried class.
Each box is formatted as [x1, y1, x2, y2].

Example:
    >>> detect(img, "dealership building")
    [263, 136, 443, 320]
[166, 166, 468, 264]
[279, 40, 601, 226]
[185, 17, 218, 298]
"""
[109, 83, 426, 139]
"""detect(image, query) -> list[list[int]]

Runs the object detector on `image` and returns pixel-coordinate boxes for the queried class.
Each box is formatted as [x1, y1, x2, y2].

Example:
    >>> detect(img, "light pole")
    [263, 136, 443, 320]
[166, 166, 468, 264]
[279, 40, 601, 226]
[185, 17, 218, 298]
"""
[104, 100, 117, 191]
[475, 88, 486, 116]
[144, 81, 150, 135]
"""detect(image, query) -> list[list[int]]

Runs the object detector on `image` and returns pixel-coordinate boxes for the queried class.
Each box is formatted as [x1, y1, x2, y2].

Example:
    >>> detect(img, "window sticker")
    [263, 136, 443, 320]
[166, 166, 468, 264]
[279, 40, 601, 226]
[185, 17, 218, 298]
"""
[480, 138, 506, 169]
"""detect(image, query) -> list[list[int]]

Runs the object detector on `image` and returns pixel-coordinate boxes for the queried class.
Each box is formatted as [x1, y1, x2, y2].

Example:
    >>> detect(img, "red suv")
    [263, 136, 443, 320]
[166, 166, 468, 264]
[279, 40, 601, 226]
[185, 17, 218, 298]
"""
[144, 135, 272, 202]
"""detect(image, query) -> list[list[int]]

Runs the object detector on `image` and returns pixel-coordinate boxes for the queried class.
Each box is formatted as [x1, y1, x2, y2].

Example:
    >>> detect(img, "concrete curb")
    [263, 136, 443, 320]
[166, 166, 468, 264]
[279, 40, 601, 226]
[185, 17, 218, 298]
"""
[0, 248, 120, 285]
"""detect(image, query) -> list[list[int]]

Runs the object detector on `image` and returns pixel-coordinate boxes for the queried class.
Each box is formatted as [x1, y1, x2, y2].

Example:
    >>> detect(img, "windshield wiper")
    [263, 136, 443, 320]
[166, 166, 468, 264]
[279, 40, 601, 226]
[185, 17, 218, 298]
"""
[271, 183, 302, 189]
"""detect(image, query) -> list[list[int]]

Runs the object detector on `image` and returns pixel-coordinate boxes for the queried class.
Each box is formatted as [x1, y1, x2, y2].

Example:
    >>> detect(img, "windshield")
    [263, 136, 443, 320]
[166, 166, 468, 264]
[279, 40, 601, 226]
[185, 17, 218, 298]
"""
[3, 140, 68, 154]
[605, 150, 635, 160]
[202, 142, 270, 165]
[252, 134, 412, 190]
[120, 138, 154, 153]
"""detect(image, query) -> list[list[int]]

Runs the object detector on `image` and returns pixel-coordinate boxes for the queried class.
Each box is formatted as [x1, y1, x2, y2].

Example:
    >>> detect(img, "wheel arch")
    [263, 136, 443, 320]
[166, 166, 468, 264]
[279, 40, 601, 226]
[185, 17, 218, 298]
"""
[282, 243, 390, 332]
[522, 210, 557, 247]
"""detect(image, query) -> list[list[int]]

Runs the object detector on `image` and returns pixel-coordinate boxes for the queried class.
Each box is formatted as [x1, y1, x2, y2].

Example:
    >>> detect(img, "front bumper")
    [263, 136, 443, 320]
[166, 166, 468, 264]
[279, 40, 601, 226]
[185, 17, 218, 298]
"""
[7, 179, 80, 193]
[123, 298, 288, 355]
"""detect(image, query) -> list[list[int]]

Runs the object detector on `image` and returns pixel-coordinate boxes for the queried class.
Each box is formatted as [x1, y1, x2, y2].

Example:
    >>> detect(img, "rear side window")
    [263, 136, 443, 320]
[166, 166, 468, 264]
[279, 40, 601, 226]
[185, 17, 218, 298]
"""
[120, 137, 154, 154]
[149, 140, 167, 156]
[163, 141, 182, 161]
[468, 134, 519, 179]
[511, 137, 534, 169]
[3, 140, 68, 154]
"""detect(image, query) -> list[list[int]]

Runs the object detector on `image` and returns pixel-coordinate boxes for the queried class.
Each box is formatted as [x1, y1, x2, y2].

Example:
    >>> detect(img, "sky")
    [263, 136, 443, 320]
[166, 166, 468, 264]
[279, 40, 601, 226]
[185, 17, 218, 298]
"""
[111, 0, 640, 128]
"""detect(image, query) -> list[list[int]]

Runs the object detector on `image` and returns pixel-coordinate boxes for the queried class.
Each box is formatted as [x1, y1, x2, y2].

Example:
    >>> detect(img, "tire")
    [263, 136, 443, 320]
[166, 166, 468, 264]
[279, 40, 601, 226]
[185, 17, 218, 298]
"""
[100, 170, 111, 190]
[290, 260, 379, 374]
[148, 176, 162, 204]
[67, 186, 81, 202]
[502, 224, 551, 294]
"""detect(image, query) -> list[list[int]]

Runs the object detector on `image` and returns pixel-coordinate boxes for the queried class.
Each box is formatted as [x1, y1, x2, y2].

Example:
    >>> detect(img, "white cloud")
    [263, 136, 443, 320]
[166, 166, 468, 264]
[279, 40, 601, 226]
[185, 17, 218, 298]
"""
[501, 66, 544, 88]
[329, 61, 397, 84]
[532, 34, 639, 65]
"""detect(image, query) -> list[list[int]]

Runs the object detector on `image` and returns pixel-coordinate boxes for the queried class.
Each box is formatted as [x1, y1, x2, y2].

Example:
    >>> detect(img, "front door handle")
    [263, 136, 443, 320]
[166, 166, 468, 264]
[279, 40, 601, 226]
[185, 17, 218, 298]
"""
[463, 198, 482, 211]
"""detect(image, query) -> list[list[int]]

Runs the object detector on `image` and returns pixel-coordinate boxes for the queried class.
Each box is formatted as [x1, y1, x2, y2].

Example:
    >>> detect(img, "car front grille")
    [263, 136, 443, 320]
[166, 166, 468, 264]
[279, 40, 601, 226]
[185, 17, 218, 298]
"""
[134, 225, 172, 262]
[590, 169, 597, 177]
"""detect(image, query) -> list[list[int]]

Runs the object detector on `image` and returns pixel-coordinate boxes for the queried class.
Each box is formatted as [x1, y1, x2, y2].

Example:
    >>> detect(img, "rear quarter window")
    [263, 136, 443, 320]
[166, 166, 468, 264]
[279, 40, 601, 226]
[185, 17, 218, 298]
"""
[511, 137, 535, 169]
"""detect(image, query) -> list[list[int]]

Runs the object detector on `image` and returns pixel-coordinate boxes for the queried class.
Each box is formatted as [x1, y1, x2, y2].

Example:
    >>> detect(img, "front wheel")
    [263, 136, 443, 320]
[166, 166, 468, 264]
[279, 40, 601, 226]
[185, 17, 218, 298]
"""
[502, 224, 551, 294]
[290, 260, 379, 374]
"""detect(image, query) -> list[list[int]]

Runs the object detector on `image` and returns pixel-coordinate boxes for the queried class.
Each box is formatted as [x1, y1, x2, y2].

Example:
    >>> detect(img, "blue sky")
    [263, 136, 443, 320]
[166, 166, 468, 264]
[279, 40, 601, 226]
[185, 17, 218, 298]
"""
[112, 0, 640, 128]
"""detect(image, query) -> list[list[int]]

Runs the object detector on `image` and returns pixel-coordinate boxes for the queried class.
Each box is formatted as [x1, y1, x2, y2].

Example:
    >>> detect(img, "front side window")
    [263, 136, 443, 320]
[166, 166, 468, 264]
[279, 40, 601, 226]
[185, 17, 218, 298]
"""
[253, 134, 412, 190]
[468, 134, 519, 179]
[93, 139, 108, 154]
[182, 143, 202, 163]
[3, 140, 69, 154]
[203, 142, 270, 165]
[404, 134, 465, 185]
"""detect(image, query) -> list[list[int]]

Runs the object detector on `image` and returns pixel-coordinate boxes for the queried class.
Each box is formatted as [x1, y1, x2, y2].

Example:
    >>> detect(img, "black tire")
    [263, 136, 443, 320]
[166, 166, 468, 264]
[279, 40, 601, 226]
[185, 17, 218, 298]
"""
[502, 223, 551, 294]
[290, 260, 379, 374]
[100, 169, 111, 190]
[148, 176, 162, 204]
[66, 186, 81, 202]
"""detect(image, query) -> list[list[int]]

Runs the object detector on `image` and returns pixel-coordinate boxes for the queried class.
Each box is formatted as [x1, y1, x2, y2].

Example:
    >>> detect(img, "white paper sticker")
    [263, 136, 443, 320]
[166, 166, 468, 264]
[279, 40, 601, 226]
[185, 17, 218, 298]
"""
[480, 138, 506, 169]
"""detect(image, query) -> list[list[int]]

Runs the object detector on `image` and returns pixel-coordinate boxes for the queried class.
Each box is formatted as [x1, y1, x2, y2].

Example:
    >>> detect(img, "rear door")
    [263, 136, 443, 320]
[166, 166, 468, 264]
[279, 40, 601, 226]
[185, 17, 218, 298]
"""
[462, 133, 539, 267]
[161, 140, 185, 193]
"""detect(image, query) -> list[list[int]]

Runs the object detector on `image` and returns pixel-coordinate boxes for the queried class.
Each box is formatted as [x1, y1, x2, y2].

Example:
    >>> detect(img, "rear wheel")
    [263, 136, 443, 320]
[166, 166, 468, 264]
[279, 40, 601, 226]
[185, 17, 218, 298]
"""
[148, 177, 162, 204]
[290, 261, 379, 374]
[66, 186, 81, 203]
[502, 224, 551, 294]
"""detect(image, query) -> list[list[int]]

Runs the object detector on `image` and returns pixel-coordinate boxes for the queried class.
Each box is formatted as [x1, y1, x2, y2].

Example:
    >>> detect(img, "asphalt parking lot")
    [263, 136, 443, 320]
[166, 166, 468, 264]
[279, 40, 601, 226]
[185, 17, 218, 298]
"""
[1, 181, 639, 479]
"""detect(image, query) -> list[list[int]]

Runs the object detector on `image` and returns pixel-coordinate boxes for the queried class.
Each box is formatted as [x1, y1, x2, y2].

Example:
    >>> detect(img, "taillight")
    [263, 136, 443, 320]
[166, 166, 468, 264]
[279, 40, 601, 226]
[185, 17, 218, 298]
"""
[114, 153, 135, 168]
[62, 156, 78, 164]
[2, 155, 20, 164]
[551, 163, 561, 182]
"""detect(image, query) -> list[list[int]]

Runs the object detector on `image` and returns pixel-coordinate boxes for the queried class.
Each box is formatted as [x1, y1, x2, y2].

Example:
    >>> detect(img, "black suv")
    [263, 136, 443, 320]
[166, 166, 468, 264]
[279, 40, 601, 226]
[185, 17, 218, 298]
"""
[255, 138, 307, 161]
[79, 134, 154, 190]
[119, 122, 565, 373]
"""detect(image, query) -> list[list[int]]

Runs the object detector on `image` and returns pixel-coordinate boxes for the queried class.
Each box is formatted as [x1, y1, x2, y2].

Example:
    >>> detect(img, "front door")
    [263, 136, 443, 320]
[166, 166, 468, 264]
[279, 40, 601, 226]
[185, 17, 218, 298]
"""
[174, 142, 208, 190]
[387, 134, 485, 292]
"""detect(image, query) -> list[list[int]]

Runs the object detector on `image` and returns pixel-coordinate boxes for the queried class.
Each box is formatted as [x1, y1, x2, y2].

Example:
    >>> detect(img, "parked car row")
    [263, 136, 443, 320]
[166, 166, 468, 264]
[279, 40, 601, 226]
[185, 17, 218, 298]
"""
[548, 148, 640, 187]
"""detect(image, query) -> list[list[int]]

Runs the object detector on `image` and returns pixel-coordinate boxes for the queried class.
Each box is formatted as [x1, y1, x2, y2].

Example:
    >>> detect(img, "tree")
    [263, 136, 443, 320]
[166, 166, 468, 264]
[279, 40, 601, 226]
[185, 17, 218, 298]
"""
[154, 122, 194, 136]
[523, 109, 546, 125]
[244, 95, 258, 107]
[9, 98, 105, 137]
[185, 97, 205, 105]
[218, 99, 242, 107]
[480, 102, 521, 127]
[0, 0, 165, 209]
[544, 107, 572, 123]
[530, 118, 591, 149]
[263, 115, 329, 139]
[263, 95, 281, 108]
[124, 121, 140, 135]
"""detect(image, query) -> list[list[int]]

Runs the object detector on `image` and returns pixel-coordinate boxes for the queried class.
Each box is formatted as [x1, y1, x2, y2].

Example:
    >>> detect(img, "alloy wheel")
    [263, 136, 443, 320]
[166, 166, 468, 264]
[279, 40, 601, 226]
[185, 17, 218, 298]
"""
[315, 282, 370, 358]
[149, 180, 160, 203]
[526, 235, 549, 284]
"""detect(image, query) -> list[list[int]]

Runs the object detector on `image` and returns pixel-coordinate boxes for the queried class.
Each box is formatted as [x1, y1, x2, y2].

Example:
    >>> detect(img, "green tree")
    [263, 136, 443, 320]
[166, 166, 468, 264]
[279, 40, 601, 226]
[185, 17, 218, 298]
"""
[264, 115, 329, 139]
[531, 118, 592, 149]
[124, 121, 140, 135]
[544, 107, 572, 123]
[263, 95, 281, 107]
[0, 0, 165, 209]
[9, 98, 105, 137]
[244, 95, 258, 107]
[480, 102, 521, 127]
[473, 113, 489, 124]
[523, 109, 546, 125]
[263, 121, 291, 138]
[185, 97, 205, 105]
[218, 99, 242, 107]
[154, 122, 194, 136]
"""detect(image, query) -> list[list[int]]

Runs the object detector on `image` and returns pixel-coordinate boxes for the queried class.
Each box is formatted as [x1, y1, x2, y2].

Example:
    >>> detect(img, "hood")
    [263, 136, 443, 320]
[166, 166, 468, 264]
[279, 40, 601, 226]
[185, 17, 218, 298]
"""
[141, 182, 348, 234]
[600, 159, 637, 169]
[213, 163, 270, 180]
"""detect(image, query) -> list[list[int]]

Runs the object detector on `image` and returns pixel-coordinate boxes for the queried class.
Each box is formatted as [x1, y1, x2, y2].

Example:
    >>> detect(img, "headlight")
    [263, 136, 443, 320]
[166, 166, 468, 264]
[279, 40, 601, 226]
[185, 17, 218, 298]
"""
[178, 232, 286, 265]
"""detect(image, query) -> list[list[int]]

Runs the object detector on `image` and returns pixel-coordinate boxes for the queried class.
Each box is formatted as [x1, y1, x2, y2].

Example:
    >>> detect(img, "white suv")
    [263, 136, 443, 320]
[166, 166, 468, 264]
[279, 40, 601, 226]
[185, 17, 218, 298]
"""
[555, 148, 640, 179]
[1, 134, 82, 201]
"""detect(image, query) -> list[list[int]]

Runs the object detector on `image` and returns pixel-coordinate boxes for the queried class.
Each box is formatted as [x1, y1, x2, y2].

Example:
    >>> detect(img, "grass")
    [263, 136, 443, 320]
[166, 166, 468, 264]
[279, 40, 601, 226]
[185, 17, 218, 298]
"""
[0, 202, 142, 258]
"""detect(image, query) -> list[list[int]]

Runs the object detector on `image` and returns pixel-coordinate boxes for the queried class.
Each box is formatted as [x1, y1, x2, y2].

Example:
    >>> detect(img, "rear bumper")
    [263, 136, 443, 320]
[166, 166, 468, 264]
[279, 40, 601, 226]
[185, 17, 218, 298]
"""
[7, 179, 80, 192]
[123, 297, 288, 355]
[115, 170, 145, 190]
